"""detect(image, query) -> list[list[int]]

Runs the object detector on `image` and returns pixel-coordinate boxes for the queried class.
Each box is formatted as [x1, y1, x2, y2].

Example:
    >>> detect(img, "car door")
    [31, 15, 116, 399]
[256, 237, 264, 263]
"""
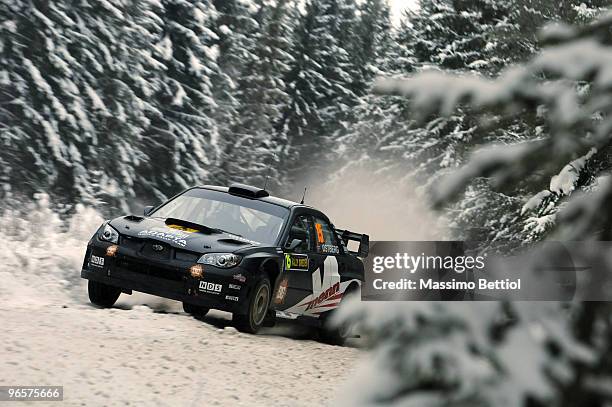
[307, 216, 345, 311]
[274, 214, 318, 312]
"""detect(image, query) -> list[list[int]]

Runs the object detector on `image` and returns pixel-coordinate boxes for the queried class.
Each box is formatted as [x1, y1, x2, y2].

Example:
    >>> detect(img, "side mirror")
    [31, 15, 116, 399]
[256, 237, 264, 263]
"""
[143, 205, 155, 216]
[287, 239, 303, 251]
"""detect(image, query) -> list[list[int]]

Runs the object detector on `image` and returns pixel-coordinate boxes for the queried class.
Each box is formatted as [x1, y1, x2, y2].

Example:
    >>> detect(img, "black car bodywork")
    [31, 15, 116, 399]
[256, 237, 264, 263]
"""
[81, 184, 369, 338]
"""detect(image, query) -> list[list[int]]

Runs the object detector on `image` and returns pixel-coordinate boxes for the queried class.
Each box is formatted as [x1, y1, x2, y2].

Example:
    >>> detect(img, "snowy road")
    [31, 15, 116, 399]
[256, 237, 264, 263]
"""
[1, 295, 360, 406]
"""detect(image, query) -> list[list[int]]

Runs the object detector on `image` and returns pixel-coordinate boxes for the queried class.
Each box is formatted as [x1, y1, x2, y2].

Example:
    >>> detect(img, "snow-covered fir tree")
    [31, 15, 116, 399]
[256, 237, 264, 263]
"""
[0, 0, 167, 210]
[358, 11, 612, 405]
[218, 0, 295, 192]
[280, 0, 359, 178]
[153, 0, 226, 194]
[210, 0, 260, 166]
[407, 0, 512, 74]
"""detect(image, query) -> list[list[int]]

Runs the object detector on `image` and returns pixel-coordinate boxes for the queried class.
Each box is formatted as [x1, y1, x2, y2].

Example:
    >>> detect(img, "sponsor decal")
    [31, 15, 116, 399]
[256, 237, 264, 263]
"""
[321, 244, 339, 254]
[138, 227, 188, 247]
[305, 282, 340, 311]
[274, 278, 289, 304]
[225, 295, 239, 302]
[284, 253, 309, 271]
[106, 245, 118, 257]
[233, 274, 247, 283]
[228, 283, 241, 290]
[189, 264, 204, 278]
[280, 257, 342, 316]
[90, 255, 105, 268]
[167, 224, 199, 233]
[199, 281, 222, 294]
[151, 244, 164, 252]
[315, 223, 325, 244]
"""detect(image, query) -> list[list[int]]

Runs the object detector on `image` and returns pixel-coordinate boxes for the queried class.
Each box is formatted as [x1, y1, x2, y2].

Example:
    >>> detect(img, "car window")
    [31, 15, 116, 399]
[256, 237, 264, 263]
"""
[285, 215, 313, 253]
[314, 217, 340, 255]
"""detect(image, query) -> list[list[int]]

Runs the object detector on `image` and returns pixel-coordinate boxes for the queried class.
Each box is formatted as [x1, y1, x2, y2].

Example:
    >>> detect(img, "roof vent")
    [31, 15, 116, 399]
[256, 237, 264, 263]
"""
[228, 183, 269, 199]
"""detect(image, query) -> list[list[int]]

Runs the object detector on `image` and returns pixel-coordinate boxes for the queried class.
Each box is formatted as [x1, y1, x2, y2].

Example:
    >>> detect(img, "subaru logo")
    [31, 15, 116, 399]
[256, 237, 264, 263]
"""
[152, 244, 164, 252]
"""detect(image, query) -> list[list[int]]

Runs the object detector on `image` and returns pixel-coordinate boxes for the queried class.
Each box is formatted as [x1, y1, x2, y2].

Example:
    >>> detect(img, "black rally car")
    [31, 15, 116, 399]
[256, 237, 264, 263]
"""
[81, 183, 369, 343]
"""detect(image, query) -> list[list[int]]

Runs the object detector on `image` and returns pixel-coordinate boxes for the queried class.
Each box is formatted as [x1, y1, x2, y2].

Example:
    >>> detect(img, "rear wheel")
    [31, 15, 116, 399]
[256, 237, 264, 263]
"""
[182, 302, 209, 318]
[233, 277, 271, 334]
[88, 280, 121, 308]
[319, 285, 360, 346]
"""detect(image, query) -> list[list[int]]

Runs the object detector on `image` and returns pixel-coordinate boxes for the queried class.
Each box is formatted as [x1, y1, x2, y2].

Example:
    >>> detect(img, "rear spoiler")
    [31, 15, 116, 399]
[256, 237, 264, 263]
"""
[335, 229, 369, 258]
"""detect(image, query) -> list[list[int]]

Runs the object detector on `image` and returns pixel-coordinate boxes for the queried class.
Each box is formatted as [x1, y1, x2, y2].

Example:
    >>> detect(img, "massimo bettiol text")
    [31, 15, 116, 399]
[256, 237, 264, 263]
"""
[361, 242, 612, 301]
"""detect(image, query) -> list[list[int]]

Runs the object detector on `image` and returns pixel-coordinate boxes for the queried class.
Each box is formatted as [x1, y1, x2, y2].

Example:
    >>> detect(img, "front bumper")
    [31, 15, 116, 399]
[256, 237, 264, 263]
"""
[81, 240, 251, 314]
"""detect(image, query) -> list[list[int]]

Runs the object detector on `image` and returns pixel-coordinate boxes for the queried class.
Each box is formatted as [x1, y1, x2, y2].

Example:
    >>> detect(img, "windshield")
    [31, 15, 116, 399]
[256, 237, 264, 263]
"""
[151, 189, 289, 245]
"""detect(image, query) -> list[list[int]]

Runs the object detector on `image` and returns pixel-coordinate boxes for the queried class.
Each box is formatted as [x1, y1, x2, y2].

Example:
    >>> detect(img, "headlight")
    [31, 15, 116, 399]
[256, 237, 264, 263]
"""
[197, 253, 242, 268]
[100, 223, 119, 244]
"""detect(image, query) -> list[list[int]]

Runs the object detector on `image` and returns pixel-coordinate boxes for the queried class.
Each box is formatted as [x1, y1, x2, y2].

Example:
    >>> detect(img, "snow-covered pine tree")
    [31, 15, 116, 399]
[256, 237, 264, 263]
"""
[396, 0, 514, 180]
[488, 1, 608, 241]
[210, 0, 260, 174]
[391, 0, 607, 246]
[152, 0, 225, 194]
[356, 11, 612, 406]
[325, 0, 403, 186]
[218, 0, 295, 192]
[351, 0, 393, 90]
[213, 0, 259, 80]
[408, 0, 511, 75]
[336, 0, 503, 200]
[491, 0, 611, 67]
[0, 0, 166, 210]
[280, 0, 359, 179]
[81, 0, 168, 208]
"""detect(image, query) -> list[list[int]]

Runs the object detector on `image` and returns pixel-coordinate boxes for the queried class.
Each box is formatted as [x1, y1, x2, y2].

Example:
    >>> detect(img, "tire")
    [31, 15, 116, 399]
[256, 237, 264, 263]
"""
[233, 277, 271, 334]
[319, 285, 359, 346]
[88, 280, 121, 308]
[183, 302, 209, 318]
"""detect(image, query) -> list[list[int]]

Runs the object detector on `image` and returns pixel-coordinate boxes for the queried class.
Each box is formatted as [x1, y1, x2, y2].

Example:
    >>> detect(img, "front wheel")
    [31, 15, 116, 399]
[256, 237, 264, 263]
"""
[88, 280, 121, 308]
[233, 277, 271, 334]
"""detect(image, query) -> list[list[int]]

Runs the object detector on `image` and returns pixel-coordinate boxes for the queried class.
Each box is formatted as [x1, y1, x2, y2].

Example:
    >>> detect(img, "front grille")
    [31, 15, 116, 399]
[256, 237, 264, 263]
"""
[116, 258, 185, 282]
[142, 242, 171, 260]
[120, 236, 198, 263]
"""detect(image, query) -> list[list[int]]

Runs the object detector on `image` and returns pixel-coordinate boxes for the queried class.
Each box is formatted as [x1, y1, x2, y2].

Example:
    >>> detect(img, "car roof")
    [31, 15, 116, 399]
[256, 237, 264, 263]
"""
[196, 185, 317, 211]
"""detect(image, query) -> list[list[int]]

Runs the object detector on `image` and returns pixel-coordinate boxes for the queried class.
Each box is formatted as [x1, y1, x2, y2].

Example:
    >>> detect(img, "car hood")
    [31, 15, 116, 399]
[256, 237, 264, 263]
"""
[109, 215, 262, 253]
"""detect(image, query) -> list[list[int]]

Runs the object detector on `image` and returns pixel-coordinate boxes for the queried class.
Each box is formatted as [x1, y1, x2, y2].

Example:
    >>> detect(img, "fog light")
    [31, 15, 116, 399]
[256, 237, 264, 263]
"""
[106, 245, 118, 257]
[190, 264, 204, 278]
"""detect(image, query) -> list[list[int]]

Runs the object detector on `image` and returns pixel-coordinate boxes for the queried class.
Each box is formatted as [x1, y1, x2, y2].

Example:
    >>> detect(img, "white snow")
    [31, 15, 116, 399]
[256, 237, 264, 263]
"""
[172, 84, 187, 106]
[219, 24, 233, 36]
[204, 44, 220, 62]
[521, 190, 552, 215]
[187, 49, 203, 74]
[156, 35, 173, 61]
[549, 148, 596, 195]
[523, 213, 556, 236]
